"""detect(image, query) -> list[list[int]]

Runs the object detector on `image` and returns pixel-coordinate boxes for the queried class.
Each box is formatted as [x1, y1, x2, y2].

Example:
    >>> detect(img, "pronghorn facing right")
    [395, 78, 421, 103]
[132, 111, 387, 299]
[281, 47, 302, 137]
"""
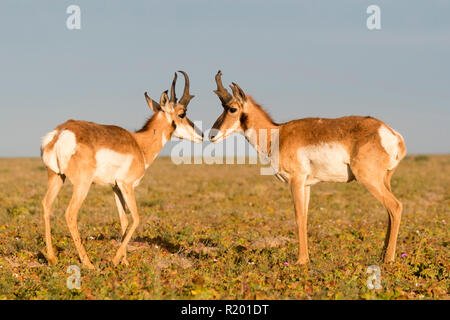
[41, 71, 202, 269]
[210, 71, 406, 264]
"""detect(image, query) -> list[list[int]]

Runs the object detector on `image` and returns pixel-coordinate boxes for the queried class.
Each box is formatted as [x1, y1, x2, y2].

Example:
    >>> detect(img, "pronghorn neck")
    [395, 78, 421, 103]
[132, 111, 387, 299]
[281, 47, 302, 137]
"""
[242, 97, 279, 157]
[133, 111, 174, 166]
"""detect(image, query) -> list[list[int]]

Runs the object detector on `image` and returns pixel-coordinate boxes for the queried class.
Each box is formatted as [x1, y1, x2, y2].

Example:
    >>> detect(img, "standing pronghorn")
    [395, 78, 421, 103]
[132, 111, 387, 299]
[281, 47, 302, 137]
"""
[40, 71, 203, 269]
[210, 71, 406, 264]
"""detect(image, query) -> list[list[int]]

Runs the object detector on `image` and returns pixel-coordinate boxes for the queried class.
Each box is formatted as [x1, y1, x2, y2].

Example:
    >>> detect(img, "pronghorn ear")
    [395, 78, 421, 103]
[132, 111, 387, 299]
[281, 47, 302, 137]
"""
[144, 92, 161, 112]
[230, 82, 247, 104]
[159, 90, 171, 112]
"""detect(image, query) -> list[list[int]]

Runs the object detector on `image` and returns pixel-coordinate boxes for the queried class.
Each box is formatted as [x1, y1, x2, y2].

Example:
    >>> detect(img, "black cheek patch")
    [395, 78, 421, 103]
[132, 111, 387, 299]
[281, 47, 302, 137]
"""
[171, 121, 176, 130]
[240, 113, 248, 131]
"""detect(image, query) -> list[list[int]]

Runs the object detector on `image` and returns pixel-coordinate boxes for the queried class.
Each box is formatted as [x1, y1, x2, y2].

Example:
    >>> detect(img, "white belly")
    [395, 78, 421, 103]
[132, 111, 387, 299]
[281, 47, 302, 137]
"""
[93, 149, 133, 185]
[297, 142, 351, 185]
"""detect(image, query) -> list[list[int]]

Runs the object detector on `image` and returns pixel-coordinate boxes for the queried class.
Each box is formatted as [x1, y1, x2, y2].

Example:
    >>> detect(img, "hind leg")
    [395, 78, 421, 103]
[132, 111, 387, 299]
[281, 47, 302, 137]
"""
[382, 168, 398, 251]
[351, 139, 404, 262]
[63, 161, 96, 270]
[42, 169, 65, 265]
[384, 168, 396, 192]
[353, 166, 402, 262]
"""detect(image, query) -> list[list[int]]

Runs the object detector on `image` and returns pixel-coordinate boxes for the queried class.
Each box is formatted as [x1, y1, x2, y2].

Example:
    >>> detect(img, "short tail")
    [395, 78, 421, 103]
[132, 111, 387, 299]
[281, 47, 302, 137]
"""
[396, 133, 407, 161]
[40, 129, 60, 173]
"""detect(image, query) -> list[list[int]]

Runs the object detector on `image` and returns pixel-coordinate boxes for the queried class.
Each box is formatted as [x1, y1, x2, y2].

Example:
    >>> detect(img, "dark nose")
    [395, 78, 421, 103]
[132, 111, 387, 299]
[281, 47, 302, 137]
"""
[209, 128, 219, 140]
[195, 127, 204, 139]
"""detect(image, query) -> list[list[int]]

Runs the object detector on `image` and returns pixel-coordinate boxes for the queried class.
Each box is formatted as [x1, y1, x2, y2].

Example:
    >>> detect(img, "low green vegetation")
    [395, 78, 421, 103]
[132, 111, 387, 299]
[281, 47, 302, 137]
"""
[0, 156, 448, 299]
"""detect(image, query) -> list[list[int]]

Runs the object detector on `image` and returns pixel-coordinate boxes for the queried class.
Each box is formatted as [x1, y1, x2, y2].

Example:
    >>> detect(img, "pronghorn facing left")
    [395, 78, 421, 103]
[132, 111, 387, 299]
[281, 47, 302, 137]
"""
[210, 71, 406, 265]
[41, 71, 203, 269]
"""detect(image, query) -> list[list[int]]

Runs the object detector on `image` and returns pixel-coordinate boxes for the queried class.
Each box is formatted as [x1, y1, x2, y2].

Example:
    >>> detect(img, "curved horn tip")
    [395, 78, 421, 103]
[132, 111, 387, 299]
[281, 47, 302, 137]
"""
[170, 73, 178, 102]
[232, 82, 244, 91]
[177, 70, 190, 79]
[171, 72, 178, 83]
[177, 70, 194, 106]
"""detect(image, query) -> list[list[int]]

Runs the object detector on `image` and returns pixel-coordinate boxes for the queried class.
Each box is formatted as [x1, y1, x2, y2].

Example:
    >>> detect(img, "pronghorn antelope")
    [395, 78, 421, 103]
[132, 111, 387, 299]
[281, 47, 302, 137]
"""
[210, 71, 406, 264]
[40, 71, 203, 269]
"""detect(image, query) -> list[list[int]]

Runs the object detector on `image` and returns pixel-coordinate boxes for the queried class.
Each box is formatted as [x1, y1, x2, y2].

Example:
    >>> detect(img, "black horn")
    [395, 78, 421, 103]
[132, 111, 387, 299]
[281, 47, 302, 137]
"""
[177, 70, 195, 107]
[213, 70, 233, 106]
[169, 72, 177, 103]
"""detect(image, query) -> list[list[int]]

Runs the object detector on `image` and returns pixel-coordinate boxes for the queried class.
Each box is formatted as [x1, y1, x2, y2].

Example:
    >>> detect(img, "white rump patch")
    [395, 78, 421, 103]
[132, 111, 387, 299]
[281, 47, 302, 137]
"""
[55, 130, 77, 173]
[41, 130, 77, 174]
[93, 149, 133, 185]
[378, 125, 400, 170]
[41, 130, 59, 173]
[297, 142, 351, 185]
[41, 130, 58, 152]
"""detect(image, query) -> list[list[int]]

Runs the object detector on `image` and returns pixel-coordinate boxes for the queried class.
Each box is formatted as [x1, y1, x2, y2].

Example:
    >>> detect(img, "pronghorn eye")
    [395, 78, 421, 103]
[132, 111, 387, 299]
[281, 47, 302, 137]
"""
[178, 113, 186, 119]
[229, 108, 237, 113]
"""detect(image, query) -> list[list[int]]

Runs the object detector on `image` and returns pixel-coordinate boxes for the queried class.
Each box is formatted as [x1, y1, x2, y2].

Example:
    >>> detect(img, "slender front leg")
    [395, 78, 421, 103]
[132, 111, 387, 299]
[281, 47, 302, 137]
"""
[112, 182, 139, 266]
[290, 175, 309, 264]
[304, 185, 310, 214]
[113, 186, 129, 238]
[113, 186, 129, 265]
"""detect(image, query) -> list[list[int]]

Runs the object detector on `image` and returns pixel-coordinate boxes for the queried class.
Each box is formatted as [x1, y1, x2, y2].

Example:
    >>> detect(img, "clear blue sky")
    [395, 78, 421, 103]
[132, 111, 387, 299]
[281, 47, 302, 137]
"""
[0, 0, 449, 156]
